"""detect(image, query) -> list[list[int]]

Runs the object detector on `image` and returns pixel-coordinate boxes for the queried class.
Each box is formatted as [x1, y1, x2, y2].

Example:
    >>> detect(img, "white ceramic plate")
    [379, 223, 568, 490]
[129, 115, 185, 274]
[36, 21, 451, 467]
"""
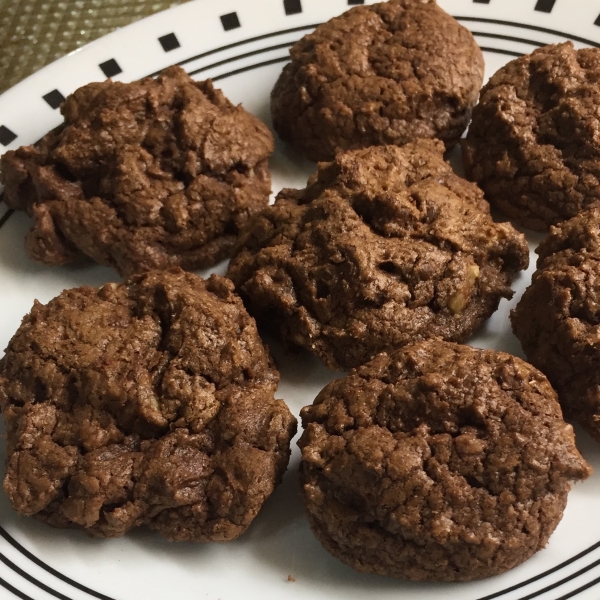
[1, 0, 600, 598]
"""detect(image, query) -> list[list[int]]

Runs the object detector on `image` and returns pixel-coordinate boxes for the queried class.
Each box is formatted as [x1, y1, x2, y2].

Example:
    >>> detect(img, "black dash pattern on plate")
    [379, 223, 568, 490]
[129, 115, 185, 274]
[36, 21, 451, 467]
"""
[534, 0, 557, 13]
[99, 58, 122, 78]
[220, 12, 241, 31]
[0, 125, 17, 146]
[473, 0, 491, 4]
[595, 13, 600, 26]
[348, 0, 364, 4]
[0, 524, 117, 600]
[159, 33, 180, 52]
[43, 89, 66, 109]
[284, 0, 302, 15]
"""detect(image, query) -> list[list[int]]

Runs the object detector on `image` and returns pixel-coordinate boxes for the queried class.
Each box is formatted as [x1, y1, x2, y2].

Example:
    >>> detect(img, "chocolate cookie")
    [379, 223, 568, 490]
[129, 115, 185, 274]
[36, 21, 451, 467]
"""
[0, 269, 297, 540]
[227, 140, 529, 371]
[270, 0, 484, 162]
[511, 208, 600, 441]
[0, 66, 274, 276]
[463, 42, 600, 231]
[298, 340, 591, 581]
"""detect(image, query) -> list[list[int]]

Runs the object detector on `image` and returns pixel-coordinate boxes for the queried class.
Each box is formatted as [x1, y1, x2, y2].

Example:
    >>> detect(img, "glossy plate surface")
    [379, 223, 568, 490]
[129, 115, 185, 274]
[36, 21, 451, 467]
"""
[1, 1, 600, 598]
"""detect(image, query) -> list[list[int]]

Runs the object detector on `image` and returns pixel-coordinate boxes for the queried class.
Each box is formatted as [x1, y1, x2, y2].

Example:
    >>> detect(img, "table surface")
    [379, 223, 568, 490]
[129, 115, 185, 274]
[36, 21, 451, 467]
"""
[0, 0, 189, 95]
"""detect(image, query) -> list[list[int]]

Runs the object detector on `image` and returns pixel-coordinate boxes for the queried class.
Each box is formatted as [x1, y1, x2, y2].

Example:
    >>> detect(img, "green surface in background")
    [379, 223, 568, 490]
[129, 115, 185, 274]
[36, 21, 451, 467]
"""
[0, 0, 189, 94]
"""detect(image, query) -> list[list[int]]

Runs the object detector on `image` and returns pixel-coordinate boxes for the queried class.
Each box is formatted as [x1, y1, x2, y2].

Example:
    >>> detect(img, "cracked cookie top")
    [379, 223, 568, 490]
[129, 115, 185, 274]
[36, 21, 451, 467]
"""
[270, 0, 484, 162]
[0, 66, 274, 276]
[227, 140, 529, 371]
[512, 207, 600, 441]
[0, 268, 297, 541]
[463, 42, 600, 231]
[298, 340, 591, 581]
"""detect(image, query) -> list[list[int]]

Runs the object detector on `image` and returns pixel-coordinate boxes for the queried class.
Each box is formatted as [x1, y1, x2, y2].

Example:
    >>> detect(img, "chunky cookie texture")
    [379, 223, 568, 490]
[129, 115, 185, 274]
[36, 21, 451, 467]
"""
[512, 208, 600, 441]
[271, 0, 484, 162]
[0, 269, 297, 540]
[463, 42, 600, 231]
[0, 66, 274, 276]
[227, 141, 529, 371]
[298, 340, 591, 581]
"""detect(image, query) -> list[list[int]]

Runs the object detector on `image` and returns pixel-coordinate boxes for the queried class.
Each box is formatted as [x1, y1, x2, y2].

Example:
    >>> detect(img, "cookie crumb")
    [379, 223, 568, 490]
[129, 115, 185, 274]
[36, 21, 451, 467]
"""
[287, 575, 296, 582]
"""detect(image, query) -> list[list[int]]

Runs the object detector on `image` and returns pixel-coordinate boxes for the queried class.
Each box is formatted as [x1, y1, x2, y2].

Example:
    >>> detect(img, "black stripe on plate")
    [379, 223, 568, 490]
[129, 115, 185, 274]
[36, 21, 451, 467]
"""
[477, 541, 600, 599]
[471, 31, 546, 47]
[534, 0, 557, 13]
[0, 552, 73, 600]
[479, 46, 523, 57]
[595, 13, 600, 27]
[473, 0, 491, 3]
[0, 209, 14, 230]
[148, 23, 319, 77]
[454, 16, 600, 48]
[0, 527, 116, 600]
[188, 41, 293, 76]
[0, 576, 34, 600]
[515, 557, 600, 600]
[555, 574, 600, 600]
[212, 55, 291, 81]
